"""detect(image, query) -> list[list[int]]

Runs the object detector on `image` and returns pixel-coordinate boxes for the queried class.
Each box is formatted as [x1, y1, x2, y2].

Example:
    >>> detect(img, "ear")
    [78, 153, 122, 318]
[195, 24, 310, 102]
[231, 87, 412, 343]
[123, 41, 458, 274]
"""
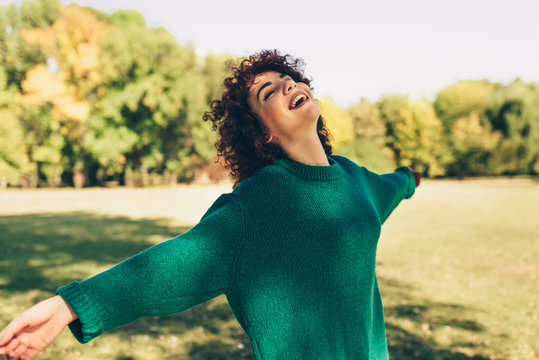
[265, 134, 273, 143]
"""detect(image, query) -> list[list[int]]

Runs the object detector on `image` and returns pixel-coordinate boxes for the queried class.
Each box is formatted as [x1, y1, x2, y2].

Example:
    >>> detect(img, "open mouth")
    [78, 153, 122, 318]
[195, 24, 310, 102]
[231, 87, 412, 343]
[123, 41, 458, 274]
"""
[289, 93, 309, 110]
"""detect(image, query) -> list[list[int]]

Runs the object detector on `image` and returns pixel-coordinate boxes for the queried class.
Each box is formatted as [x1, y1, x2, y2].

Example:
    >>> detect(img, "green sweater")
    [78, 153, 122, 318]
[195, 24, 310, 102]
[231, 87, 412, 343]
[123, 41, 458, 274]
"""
[57, 155, 416, 359]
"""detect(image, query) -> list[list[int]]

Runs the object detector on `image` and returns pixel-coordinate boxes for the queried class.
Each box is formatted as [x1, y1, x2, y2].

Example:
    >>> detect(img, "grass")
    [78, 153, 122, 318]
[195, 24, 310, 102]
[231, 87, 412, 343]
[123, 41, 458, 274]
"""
[0, 179, 537, 359]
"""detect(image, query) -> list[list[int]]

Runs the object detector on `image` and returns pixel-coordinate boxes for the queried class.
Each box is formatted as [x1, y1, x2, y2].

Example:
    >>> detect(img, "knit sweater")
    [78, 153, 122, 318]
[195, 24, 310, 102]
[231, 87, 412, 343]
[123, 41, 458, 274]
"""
[57, 154, 416, 359]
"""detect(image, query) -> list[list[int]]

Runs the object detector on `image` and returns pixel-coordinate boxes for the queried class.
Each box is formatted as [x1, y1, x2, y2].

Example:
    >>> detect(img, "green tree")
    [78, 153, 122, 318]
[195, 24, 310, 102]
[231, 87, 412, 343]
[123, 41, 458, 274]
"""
[91, 10, 215, 186]
[0, 0, 62, 187]
[446, 111, 501, 176]
[377, 94, 409, 165]
[434, 80, 497, 132]
[0, 0, 60, 89]
[20, 4, 109, 186]
[483, 79, 539, 174]
[0, 66, 32, 187]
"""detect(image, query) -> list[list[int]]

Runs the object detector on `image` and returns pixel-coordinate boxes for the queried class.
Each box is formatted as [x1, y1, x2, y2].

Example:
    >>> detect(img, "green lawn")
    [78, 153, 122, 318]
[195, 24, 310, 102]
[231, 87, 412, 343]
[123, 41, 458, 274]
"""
[0, 179, 537, 359]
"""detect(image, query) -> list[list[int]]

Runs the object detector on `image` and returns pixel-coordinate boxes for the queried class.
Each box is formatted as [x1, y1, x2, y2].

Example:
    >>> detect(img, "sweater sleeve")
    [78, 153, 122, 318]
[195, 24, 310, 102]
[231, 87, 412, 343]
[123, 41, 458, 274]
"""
[364, 166, 416, 224]
[56, 193, 244, 344]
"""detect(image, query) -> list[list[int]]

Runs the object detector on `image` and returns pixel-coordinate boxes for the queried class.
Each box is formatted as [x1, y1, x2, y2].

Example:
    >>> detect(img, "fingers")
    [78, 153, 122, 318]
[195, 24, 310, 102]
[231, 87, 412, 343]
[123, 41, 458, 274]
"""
[0, 314, 30, 359]
[0, 327, 8, 346]
[0, 314, 28, 348]
[0, 336, 35, 360]
[11, 342, 29, 359]
[21, 348, 40, 360]
[0, 336, 19, 356]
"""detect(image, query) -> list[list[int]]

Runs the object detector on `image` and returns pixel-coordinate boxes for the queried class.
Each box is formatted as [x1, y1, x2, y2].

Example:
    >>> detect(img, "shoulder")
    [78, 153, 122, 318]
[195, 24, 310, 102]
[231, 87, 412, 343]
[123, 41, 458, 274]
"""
[330, 154, 358, 168]
[200, 191, 240, 222]
[330, 154, 368, 176]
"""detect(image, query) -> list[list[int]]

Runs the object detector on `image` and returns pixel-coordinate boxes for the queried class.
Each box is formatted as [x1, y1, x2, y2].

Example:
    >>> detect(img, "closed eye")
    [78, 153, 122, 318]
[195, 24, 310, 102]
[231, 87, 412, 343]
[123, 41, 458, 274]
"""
[264, 89, 275, 101]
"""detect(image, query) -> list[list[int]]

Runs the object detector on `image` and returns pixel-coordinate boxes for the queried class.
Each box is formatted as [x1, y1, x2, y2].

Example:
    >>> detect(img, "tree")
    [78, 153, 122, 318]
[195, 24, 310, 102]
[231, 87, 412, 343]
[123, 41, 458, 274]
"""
[380, 97, 448, 177]
[348, 97, 386, 147]
[91, 10, 215, 185]
[434, 80, 497, 132]
[318, 96, 355, 148]
[376, 94, 409, 165]
[0, 0, 62, 187]
[483, 79, 539, 174]
[447, 111, 502, 176]
[0, 66, 32, 188]
[336, 138, 394, 174]
[0, 0, 60, 89]
[20, 4, 109, 186]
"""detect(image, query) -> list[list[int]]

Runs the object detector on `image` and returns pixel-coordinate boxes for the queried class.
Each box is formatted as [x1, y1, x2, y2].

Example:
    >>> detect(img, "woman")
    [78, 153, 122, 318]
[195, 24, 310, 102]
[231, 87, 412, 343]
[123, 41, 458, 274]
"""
[0, 49, 420, 360]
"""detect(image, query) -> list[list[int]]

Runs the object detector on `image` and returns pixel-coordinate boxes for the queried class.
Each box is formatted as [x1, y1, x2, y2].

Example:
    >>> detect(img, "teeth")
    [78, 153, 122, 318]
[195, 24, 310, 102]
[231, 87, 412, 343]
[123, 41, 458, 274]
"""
[291, 94, 307, 109]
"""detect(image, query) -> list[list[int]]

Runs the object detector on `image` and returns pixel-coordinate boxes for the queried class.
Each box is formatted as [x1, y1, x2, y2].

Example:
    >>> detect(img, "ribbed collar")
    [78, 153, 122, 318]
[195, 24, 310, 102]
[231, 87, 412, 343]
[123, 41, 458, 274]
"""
[274, 155, 344, 181]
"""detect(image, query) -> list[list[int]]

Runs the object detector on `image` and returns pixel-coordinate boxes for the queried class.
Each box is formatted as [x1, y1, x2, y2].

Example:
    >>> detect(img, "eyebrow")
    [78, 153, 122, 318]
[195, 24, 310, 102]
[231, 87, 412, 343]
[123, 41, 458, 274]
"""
[256, 73, 288, 103]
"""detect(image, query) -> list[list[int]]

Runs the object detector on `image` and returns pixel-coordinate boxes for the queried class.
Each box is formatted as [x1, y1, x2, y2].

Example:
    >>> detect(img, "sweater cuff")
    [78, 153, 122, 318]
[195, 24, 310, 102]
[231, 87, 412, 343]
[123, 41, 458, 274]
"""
[56, 281, 105, 343]
[395, 166, 416, 199]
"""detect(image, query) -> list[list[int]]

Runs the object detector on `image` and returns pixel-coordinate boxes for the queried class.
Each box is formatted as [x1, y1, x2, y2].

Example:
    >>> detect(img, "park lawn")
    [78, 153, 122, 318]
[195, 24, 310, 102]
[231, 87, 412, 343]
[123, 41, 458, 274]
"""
[0, 179, 537, 360]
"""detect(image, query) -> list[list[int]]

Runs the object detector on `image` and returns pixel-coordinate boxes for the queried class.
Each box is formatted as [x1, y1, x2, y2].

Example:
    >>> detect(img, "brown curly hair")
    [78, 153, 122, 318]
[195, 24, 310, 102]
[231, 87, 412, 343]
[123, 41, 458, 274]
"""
[203, 49, 333, 188]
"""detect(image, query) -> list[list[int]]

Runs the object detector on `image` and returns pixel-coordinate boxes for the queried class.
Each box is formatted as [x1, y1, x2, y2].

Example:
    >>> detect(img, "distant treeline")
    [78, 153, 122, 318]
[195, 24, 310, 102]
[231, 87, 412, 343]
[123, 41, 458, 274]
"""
[1, 0, 537, 188]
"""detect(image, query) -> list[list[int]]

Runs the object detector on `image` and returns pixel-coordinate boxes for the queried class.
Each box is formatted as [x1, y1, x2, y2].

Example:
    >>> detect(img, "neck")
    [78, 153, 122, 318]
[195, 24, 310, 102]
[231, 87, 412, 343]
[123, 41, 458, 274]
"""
[279, 131, 330, 166]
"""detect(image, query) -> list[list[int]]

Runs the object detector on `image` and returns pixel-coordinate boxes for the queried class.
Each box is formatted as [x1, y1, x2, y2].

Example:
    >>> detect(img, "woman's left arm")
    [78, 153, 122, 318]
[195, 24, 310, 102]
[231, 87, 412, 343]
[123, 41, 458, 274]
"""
[364, 166, 420, 224]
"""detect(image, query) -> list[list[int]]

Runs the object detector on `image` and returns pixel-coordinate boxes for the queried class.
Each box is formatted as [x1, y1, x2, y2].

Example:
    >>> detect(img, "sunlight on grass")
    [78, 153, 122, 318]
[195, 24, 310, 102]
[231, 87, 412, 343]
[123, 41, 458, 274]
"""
[0, 179, 537, 359]
[379, 178, 538, 360]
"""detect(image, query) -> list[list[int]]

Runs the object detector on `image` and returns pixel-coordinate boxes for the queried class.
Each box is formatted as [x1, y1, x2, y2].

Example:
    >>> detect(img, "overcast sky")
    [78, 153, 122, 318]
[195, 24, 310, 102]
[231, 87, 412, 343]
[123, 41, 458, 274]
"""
[5, 0, 539, 106]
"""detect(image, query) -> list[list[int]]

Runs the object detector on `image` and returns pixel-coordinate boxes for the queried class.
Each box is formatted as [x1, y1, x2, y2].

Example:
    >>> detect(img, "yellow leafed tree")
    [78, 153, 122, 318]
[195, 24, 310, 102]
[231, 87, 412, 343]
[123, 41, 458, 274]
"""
[21, 5, 108, 127]
[396, 99, 447, 176]
[318, 96, 355, 148]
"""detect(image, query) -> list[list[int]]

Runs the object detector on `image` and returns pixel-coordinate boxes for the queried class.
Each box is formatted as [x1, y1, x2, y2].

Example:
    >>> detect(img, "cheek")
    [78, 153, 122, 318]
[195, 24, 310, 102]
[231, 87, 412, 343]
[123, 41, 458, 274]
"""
[308, 101, 321, 119]
[258, 110, 279, 133]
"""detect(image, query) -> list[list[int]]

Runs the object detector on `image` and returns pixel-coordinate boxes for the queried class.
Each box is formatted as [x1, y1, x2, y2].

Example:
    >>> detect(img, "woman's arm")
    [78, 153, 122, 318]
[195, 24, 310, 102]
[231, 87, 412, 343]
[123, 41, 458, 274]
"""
[1, 192, 243, 358]
[57, 193, 243, 344]
[364, 166, 420, 224]
[0, 295, 78, 360]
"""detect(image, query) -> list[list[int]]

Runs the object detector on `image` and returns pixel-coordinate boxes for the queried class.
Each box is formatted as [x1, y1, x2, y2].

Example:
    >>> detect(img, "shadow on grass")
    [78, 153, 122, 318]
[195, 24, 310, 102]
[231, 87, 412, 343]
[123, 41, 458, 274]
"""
[380, 276, 491, 360]
[0, 211, 253, 359]
[0, 212, 491, 359]
[0, 212, 189, 293]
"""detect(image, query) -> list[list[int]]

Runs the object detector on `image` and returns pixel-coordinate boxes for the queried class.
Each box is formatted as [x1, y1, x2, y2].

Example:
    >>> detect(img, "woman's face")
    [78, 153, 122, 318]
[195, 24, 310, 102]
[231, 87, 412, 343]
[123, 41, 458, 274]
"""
[248, 71, 320, 145]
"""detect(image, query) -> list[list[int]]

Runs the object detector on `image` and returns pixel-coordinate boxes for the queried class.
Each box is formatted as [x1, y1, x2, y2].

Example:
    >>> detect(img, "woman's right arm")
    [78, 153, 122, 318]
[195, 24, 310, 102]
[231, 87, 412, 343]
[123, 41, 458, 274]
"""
[1, 192, 243, 359]
[0, 295, 78, 360]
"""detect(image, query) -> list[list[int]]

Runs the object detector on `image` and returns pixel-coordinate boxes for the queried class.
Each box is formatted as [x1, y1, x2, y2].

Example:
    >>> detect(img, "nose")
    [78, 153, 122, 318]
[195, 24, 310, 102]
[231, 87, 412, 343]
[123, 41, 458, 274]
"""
[283, 78, 296, 95]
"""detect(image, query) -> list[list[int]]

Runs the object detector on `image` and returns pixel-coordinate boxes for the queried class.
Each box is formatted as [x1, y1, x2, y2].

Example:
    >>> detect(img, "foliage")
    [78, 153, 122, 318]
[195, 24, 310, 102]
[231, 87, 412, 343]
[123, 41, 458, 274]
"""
[0, 1, 236, 187]
[346, 97, 395, 172]
[0, 107, 31, 187]
[377, 95, 449, 176]
[0, 0, 60, 89]
[0, 0, 537, 186]
[483, 79, 539, 174]
[348, 97, 386, 147]
[434, 80, 497, 131]
[336, 138, 394, 174]
[447, 112, 502, 176]
[318, 96, 355, 148]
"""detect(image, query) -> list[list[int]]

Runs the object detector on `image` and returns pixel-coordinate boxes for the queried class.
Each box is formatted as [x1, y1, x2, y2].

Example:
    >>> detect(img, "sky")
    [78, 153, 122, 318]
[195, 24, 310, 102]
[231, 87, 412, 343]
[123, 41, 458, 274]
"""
[5, 0, 539, 106]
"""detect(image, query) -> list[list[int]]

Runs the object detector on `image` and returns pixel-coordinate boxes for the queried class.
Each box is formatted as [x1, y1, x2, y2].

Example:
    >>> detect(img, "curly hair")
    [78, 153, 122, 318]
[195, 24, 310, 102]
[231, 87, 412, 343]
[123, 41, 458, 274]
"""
[202, 49, 333, 188]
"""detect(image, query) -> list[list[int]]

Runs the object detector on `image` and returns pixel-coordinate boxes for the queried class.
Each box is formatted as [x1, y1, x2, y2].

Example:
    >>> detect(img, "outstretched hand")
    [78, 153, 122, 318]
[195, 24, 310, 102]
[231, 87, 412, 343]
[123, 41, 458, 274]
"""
[408, 167, 421, 188]
[0, 295, 77, 360]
